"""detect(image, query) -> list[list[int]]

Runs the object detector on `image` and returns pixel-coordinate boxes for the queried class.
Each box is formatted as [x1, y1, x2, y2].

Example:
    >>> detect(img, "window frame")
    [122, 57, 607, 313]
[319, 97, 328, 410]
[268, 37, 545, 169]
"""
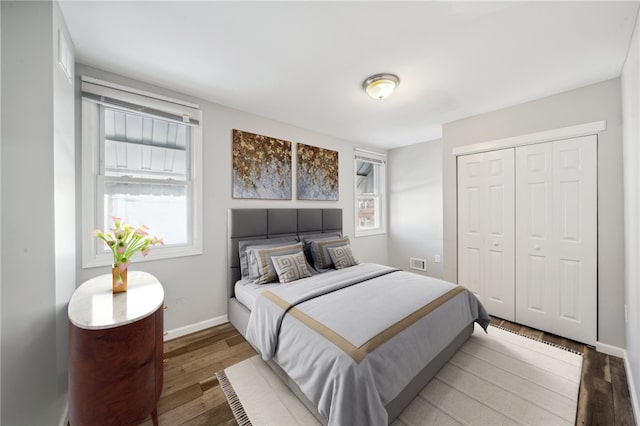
[81, 78, 203, 268]
[354, 149, 387, 237]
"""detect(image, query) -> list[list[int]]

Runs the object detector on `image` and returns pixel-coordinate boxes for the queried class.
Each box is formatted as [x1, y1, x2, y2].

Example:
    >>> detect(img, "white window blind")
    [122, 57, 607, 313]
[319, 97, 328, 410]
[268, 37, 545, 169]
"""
[81, 77, 203, 267]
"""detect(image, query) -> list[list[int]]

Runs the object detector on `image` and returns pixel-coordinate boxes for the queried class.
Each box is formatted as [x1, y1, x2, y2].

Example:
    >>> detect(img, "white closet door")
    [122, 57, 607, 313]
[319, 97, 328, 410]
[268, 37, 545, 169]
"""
[458, 153, 484, 302]
[515, 142, 554, 332]
[458, 149, 515, 321]
[516, 135, 597, 344]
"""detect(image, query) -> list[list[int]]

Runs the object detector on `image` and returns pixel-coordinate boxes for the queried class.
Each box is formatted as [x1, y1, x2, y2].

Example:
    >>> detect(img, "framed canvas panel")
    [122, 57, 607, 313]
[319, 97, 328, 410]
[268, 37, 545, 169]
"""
[232, 129, 292, 199]
[297, 143, 339, 201]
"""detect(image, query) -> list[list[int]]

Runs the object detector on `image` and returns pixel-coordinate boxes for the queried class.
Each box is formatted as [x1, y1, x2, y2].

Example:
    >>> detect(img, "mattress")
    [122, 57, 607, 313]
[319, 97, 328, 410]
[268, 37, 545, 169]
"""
[234, 278, 280, 311]
[234, 267, 324, 310]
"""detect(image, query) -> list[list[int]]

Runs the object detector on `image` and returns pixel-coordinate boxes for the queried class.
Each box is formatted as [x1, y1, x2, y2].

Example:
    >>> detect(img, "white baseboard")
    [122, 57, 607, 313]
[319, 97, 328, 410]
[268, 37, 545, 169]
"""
[164, 314, 229, 341]
[623, 350, 640, 424]
[596, 341, 626, 358]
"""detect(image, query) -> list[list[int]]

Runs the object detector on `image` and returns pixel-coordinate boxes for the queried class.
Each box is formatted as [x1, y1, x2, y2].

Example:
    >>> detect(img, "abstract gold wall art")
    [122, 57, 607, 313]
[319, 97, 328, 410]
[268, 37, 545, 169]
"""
[297, 143, 339, 201]
[232, 129, 292, 199]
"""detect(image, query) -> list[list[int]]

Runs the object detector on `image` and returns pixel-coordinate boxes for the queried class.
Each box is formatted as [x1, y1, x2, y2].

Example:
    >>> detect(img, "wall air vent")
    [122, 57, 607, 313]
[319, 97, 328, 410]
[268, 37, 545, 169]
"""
[410, 257, 427, 271]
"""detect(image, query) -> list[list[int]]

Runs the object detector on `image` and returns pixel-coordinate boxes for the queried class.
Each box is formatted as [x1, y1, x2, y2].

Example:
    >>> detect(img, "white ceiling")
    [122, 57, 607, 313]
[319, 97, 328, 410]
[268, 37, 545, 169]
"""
[59, 1, 639, 149]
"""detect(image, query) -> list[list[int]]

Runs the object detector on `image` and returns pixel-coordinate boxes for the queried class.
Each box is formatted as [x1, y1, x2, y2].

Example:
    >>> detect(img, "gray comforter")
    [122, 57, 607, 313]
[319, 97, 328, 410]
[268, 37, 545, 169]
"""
[246, 263, 489, 426]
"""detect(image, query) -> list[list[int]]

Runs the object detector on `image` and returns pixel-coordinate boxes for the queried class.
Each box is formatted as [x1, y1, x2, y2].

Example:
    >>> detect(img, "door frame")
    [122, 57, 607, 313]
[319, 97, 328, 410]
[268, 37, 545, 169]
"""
[451, 120, 605, 156]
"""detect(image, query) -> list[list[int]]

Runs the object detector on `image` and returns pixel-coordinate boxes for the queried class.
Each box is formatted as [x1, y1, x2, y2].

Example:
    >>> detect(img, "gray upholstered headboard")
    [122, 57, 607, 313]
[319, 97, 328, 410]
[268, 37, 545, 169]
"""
[227, 208, 343, 297]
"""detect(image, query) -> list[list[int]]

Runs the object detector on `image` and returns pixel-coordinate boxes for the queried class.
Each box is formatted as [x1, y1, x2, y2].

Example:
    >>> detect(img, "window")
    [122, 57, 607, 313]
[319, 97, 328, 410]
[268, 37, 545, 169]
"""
[354, 149, 386, 236]
[82, 77, 203, 267]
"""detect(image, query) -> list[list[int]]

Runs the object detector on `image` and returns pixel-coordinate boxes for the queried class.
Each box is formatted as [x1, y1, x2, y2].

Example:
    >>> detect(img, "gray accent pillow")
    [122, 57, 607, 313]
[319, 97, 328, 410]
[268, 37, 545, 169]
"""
[328, 245, 359, 269]
[238, 237, 298, 279]
[247, 242, 304, 284]
[271, 252, 312, 283]
[309, 237, 350, 271]
[300, 232, 342, 265]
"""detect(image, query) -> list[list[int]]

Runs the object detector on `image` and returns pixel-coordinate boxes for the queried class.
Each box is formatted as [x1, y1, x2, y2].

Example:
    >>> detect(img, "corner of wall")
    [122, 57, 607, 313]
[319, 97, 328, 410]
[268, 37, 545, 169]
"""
[621, 5, 640, 422]
[0, 2, 3, 422]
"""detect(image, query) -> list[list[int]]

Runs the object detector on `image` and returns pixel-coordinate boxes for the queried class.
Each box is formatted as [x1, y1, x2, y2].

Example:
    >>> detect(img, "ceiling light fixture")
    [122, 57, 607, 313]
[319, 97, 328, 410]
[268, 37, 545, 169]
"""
[363, 73, 400, 100]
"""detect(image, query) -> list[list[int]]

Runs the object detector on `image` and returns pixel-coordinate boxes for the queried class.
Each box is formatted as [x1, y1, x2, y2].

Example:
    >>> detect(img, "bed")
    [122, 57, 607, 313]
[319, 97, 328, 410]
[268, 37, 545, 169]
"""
[227, 208, 489, 425]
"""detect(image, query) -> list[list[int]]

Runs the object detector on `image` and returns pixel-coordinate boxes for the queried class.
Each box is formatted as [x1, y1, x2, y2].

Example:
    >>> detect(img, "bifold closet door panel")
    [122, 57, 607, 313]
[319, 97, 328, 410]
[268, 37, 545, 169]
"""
[514, 142, 554, 332]
[458, 152, 485, 303]
[457, 149, 515, 321]
[515, 135, 597, 344]
[483, 149, 516, 321]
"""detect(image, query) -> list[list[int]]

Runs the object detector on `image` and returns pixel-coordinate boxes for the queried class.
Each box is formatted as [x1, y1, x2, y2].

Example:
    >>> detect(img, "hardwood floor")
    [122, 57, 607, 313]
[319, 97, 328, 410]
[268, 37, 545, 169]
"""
[141, 318, 635, 426]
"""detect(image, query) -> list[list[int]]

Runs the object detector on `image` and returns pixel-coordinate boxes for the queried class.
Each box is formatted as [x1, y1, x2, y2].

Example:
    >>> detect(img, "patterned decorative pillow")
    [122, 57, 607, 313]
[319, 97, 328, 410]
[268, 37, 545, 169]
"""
[327, 245, 359, 269]
[238, 237, 299, 279]
[247, 242, 304, 284]
[271, 252, 312, 283]
[300, 232, 342, 265]
[309, 237, 350, 271]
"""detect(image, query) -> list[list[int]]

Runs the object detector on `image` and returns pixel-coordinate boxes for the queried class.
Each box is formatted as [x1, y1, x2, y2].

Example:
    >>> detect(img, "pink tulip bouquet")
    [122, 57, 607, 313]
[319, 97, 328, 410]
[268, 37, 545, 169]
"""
[91, 217, 164, 286]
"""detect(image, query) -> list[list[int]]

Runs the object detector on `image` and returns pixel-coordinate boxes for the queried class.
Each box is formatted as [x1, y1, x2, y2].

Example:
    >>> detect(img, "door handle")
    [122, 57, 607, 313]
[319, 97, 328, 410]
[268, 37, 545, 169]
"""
[493, 242, 499, 247]
[534, 245, 541, 251]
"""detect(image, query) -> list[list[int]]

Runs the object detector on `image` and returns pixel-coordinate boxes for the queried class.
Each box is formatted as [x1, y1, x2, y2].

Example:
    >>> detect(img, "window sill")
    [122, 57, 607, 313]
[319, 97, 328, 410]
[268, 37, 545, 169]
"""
[82, 245, 202, 269]
[355, 228, 386, 238]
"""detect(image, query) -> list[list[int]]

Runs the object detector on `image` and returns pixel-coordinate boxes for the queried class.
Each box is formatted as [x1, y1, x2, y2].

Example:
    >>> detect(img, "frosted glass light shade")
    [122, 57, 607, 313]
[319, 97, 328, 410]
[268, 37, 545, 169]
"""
[363, 74, 400, 100]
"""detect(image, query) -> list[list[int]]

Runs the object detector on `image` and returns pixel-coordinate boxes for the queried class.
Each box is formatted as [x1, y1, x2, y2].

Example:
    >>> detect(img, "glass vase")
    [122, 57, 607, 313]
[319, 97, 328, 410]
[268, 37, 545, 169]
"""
[112, 266, 128, 293]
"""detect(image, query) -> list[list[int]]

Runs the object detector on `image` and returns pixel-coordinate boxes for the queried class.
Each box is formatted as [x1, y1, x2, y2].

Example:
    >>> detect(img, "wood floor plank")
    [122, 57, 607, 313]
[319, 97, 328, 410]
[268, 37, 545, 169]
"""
[186, 329, 240, 352]
[518, 324, 543, 340]
[225, 334, 246, 347]
[165, 339, 231, 373]
[577, 375, 615, 425]
[200, 375, 220, 393]
[165, 341, 254, 381]
[155, 387, 229, 425]
[162, 361, 223, 396]
[496, 320, 521, 334]
[489, 316, 504, 327]
[576, 377, 589, 425]
[583, 347, 610, 382]
[156, 383, 203, 415]
[180, 401, 237, 426]
[164, 326, 223, 352]
[610, 356, 636, 425]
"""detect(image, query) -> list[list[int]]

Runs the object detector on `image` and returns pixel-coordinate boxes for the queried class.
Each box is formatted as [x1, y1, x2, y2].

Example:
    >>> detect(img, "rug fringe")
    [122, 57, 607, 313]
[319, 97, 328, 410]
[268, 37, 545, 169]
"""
[216, 370, 253, 426]
[490, 323, 585, 356]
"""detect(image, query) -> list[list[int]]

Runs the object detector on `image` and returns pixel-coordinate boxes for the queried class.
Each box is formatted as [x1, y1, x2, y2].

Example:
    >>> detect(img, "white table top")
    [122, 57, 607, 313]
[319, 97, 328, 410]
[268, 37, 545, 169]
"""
[68, 271, 164, 330]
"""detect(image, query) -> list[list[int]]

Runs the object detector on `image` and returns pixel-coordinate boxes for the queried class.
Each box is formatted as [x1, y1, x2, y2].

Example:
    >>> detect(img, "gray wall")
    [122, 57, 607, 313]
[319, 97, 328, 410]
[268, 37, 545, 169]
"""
[75, 65, 388, 333]
[442, 78, 625, 348]
[622, 12, 640, 418]
[388, 139, 443, 278]
[1, 1, 76, 424]
[0, 2, 3, 421]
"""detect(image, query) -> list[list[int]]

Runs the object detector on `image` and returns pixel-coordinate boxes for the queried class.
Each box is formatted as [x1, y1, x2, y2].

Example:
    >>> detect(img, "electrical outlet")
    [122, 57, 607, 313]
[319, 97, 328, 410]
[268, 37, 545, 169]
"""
[434, 254, 441, 263]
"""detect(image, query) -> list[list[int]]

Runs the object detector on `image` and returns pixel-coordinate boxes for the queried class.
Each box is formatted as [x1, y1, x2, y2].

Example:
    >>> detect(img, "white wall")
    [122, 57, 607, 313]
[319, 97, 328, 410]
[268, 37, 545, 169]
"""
[621, 11, 640, 420]
[75, 65, 388, 334]
[0, 3, 3, 421]
[52, 1, 75, 420]
[442, 79, 625, 348]
[1, 1, 75, 424]
[388, 139, 443, 278]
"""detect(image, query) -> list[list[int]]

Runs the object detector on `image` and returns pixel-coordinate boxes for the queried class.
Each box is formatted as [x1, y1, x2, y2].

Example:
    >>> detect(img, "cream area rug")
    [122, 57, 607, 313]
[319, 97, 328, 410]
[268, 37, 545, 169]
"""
[216, 324, 583, 425]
